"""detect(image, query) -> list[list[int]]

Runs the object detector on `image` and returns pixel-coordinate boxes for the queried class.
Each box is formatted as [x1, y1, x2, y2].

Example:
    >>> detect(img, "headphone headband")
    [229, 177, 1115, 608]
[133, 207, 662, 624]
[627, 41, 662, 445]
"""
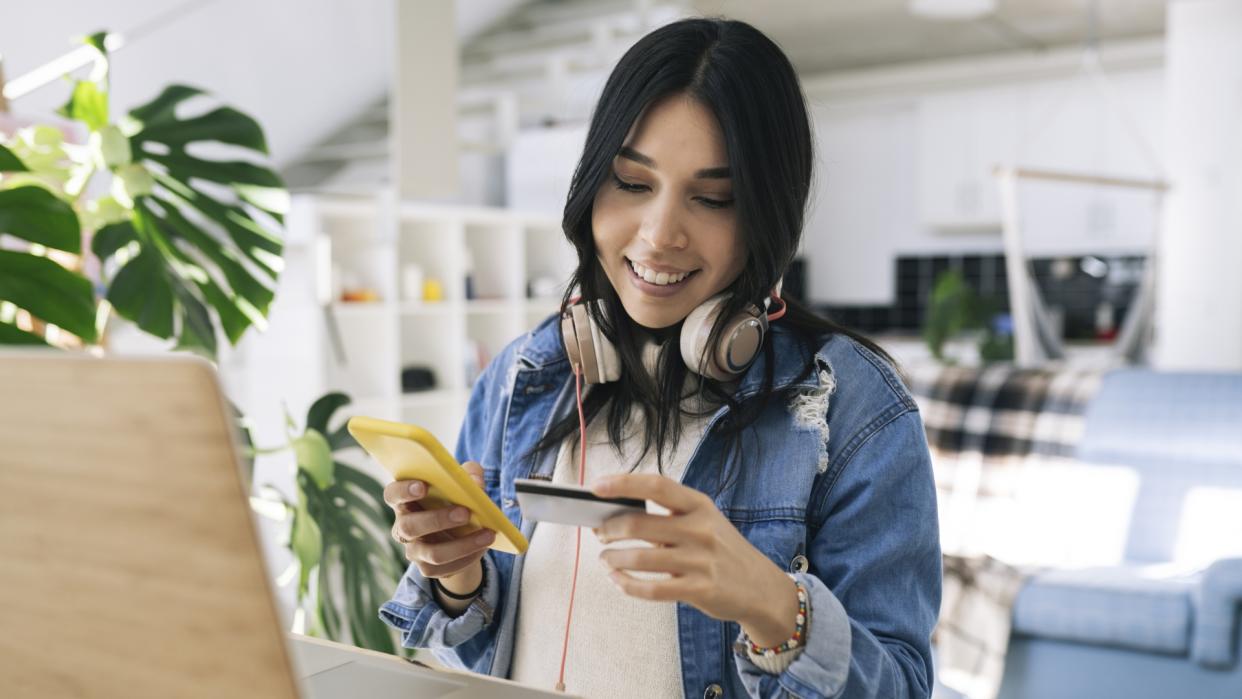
[560, 282, 784, 384]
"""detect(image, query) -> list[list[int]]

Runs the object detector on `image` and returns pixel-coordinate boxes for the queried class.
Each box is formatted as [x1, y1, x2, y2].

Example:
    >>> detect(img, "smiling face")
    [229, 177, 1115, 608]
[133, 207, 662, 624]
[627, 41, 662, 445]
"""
[591, 93, 747, 330]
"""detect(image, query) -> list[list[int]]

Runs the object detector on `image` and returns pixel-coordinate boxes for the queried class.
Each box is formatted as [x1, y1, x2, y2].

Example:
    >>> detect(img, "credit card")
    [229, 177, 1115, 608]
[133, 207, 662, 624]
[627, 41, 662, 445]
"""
[514, 478, 648, 528]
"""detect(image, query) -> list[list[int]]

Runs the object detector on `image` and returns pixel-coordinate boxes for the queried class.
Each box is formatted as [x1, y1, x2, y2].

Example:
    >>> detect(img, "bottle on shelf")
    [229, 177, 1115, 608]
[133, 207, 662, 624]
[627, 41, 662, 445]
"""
[402, 263, 425, 303]
[463, 246, 475, 301]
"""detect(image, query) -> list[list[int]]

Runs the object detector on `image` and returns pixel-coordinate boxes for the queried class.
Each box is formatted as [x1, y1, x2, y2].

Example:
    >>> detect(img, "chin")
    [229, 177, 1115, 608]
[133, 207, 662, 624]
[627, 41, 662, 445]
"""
[620, 297, 686, 330]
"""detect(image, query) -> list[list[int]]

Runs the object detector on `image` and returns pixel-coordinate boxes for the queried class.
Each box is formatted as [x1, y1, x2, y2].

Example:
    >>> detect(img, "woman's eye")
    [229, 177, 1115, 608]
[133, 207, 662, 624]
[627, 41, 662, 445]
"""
[611, 172, 733, 210]
[697, 196, 734, 210]
[611, 173, 648, 193]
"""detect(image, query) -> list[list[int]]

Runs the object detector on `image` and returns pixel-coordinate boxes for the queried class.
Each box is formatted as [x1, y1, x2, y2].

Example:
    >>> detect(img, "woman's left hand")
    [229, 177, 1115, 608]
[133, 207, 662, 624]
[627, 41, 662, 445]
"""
[591, 473, 799, 644]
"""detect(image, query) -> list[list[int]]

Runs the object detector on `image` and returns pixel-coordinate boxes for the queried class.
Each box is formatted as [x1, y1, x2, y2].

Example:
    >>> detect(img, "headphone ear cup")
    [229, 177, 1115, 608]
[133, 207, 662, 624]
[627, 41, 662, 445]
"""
[561, 312, 583, 372]
[570, 304, 603, 384]
[680, 294, 728, 378]
[586, 307, 610, 383]
[713, 305, 767, 380]
[595, 323, 622, 382]
[680, 294, 767, 381]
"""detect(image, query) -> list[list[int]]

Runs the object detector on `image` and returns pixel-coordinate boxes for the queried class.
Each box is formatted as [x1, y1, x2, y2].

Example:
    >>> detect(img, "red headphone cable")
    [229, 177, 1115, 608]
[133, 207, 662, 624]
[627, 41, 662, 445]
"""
[555, 361, 589, 692]
[550, 292, 782, 692]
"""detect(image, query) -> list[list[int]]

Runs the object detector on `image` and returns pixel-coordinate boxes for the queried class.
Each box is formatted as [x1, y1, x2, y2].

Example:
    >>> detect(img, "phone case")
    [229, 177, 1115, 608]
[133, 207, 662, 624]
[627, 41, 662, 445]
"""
[347, 416, 529, 555]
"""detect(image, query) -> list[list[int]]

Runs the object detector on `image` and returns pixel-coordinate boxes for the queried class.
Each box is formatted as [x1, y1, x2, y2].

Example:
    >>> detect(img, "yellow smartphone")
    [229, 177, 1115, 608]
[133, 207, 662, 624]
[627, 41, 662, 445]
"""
[347, 416, 528, 555]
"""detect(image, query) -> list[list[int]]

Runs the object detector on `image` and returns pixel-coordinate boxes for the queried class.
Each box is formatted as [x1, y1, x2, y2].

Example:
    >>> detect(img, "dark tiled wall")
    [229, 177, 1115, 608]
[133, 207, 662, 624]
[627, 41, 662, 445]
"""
[812, 253, 1146, 338]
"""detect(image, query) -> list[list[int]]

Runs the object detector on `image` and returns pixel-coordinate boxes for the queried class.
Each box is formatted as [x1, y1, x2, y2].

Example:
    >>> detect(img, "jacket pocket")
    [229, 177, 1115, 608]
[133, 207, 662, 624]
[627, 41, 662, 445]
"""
[727, 513, 809, 577]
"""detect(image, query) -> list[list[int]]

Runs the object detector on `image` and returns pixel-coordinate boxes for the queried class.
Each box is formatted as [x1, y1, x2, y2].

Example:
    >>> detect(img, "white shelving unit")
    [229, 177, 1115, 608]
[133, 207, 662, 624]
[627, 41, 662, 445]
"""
[307, 193, 575, 450]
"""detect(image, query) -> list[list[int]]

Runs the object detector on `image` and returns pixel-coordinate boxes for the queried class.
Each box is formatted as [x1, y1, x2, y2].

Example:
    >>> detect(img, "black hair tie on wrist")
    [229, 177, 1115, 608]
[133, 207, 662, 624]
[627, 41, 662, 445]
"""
[433, 563, 485, 600]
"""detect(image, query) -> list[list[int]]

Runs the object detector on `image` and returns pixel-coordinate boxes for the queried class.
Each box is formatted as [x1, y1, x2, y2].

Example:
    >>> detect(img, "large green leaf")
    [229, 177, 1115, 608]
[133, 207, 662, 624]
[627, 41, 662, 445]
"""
[60, 34, 286, 359]
[88, 82, 287, 358]
[104, 243, 175, 340]
[154, 172, 283, 269]
[147, 199, 276, 317]
[0, 250, 98, 342]
[172, 284, 218, 357]
[0, 144, 29, 172]
[57, 32, 110, 132]
[288, 425, 406, 651]
[60, 81, 109, 132]
[315, 547, 343, 640]
[305, 393, 357, 452]
[293, 429, 336, 490]
[132, 105, 270, 155]
[91, 219, 139, 260]
[291, 479, 323, 603]
[0, 321, 50, 345]
[126, 84, 204, 128]
[272, 392, 407, 652]
[0, 186, 82, 253]
[0, 126, 75, 194]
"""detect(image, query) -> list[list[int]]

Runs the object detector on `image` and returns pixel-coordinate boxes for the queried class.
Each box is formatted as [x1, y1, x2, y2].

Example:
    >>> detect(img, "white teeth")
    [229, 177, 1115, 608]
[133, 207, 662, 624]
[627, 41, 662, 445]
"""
[629, 259, 692, 286]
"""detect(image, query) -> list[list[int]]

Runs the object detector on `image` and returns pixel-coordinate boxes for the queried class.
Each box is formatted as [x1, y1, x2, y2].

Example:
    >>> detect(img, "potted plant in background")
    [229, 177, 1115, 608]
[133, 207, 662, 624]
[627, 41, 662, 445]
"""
[923, 269, 1014, 365]
[0, 31, 406, 654]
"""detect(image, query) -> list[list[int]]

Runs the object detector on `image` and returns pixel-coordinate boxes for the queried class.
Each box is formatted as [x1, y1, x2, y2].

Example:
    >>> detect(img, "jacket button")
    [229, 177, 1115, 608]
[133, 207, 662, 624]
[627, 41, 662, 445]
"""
[789, 554, 809, 574]
[703, 683, 723, 698]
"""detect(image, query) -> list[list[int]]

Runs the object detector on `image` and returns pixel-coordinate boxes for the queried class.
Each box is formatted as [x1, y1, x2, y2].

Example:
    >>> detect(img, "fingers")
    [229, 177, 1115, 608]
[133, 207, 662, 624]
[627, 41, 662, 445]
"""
[462, 460, 485, 489]
[595, 512, 709, 547]
[600, 545, 699, 575]
[590, 473, 708, 514]
[384, 461, 488, 511]
[404, 527, 496, 579]
[607, 570, 704, 602]
[383, 479, 426, 509]
[393, 504, 476, 542]
[420, 528, 496, 566]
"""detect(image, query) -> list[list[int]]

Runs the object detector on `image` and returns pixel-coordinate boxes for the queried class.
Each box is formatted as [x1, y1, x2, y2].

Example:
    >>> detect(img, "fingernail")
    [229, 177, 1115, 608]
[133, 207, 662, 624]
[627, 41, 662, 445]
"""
[409, 482, 424, 496]
[474, 530, 495, 545]
[451, 507, 470, 522]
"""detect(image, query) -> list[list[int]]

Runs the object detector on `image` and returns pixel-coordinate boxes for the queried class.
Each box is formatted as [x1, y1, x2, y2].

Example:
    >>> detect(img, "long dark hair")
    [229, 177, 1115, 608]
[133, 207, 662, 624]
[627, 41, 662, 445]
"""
[528, 17, 893, 495]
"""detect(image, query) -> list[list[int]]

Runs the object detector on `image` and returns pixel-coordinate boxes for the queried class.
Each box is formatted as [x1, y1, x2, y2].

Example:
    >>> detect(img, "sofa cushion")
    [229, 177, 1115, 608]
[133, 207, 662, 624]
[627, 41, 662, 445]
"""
[1076, 370, 1242, 565]
[1011, 564, 1201, 655]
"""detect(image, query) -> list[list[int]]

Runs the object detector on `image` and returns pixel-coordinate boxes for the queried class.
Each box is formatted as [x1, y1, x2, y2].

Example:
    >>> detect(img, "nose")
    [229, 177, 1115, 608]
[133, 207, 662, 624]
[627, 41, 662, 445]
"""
[637, 196, 688, 251]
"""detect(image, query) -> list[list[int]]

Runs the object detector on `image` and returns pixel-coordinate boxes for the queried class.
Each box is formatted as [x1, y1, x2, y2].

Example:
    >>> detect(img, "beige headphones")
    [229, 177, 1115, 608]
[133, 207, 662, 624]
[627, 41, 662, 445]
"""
[560, 282, 786, 383]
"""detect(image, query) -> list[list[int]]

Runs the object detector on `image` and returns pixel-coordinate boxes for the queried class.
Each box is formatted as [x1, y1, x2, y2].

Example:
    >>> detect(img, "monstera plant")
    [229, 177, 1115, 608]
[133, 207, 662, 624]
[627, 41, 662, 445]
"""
[0, 32, 406, 654]
[0, 32, 281, 352]
[250, 393, 408, 652]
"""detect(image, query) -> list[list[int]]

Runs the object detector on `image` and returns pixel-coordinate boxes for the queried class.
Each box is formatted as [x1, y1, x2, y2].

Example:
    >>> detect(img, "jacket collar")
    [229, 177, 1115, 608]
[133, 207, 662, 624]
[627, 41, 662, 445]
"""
[515, 315, 825, 397]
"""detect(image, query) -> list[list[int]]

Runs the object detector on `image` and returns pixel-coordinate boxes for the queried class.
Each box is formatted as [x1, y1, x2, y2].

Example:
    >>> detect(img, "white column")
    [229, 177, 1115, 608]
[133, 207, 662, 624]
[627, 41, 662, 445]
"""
[392, 0, 459, 200]
[1154, 0, 1242, 370]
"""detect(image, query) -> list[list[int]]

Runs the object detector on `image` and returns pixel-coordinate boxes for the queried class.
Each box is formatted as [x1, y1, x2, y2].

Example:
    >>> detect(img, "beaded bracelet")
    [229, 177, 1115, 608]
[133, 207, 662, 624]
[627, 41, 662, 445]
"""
[744, 573, 808, 657]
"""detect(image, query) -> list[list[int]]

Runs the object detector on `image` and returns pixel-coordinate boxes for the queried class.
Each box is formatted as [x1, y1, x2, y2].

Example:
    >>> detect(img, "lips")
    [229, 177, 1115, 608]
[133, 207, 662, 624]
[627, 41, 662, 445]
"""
[621, 257, 699, 299]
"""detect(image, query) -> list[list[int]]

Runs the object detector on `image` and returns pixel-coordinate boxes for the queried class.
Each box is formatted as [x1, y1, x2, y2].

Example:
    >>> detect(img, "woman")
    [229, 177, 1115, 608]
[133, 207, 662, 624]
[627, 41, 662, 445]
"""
[379, 17, 940, 699]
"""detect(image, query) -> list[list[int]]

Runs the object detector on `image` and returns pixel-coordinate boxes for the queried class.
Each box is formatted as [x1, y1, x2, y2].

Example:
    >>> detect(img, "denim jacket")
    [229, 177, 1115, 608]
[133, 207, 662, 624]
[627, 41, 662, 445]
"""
[379, 315, 942, 699]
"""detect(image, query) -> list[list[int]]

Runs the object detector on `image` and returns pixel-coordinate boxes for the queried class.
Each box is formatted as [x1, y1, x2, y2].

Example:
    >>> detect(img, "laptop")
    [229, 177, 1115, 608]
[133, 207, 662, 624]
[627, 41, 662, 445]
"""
[0, 351, 570, 698]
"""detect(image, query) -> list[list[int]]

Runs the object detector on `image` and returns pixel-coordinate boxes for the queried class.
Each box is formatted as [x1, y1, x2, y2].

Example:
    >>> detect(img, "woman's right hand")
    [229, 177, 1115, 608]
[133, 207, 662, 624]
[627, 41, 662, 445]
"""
[382, 460, 496, 582]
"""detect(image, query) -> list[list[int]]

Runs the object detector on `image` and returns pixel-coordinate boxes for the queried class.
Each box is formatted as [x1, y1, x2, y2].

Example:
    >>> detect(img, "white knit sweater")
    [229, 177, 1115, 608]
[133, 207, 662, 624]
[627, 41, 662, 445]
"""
[509, 341, 805, 696]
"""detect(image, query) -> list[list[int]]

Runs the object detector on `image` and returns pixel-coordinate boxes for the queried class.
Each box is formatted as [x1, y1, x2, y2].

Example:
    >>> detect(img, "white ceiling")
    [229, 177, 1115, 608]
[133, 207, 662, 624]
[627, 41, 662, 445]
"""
[692, 0, 1167, 73]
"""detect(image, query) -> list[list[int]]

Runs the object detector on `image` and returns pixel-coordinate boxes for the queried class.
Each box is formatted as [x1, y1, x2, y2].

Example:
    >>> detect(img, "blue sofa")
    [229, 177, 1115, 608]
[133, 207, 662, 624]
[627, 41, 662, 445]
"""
[995, 369, 1242, 698]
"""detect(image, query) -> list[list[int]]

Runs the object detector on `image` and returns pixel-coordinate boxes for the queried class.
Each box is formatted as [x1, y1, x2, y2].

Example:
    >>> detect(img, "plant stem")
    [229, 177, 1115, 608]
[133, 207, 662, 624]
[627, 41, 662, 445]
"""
[244, 444, 291, 457]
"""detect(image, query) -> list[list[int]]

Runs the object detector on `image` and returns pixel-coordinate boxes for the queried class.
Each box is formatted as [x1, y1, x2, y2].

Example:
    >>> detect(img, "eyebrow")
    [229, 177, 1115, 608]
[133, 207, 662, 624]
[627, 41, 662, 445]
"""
[618, 146, 731, 180]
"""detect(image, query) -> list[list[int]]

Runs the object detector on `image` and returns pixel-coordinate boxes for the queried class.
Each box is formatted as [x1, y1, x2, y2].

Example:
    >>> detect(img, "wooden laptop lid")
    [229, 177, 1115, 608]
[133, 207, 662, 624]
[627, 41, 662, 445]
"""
[0, 352, 300, 698]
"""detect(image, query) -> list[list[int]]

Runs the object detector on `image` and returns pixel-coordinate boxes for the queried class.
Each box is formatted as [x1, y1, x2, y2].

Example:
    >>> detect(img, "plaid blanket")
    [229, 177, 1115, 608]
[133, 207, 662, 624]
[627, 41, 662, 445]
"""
[903, 363, 1104, 699]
